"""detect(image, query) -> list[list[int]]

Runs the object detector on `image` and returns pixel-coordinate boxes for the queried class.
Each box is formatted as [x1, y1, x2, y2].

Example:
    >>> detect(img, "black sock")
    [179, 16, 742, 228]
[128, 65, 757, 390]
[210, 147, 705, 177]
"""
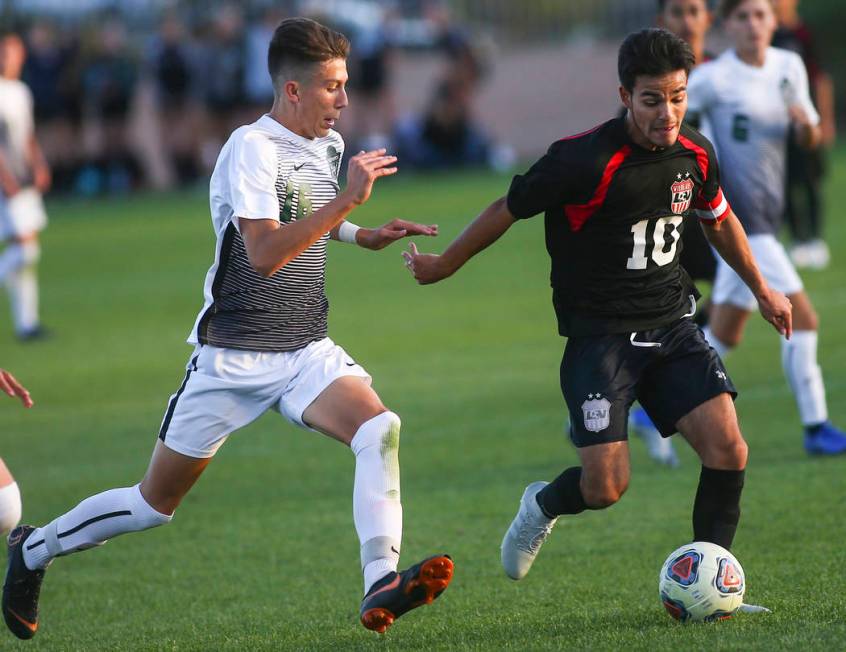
[536, 467, 587, 518]
[692, 466, 745, 550]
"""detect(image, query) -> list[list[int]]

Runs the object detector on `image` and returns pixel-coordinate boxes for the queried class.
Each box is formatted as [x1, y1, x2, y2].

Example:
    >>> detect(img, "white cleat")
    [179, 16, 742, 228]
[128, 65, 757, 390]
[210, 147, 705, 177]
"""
[501, 481, 558, 580]
[737, 602, 772, 614]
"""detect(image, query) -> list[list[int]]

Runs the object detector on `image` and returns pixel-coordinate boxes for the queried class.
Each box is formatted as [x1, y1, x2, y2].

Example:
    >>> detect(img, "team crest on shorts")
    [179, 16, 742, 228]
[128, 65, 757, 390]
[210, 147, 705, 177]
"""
[582, 394, 611, 432]
[670, 172, 694, 214]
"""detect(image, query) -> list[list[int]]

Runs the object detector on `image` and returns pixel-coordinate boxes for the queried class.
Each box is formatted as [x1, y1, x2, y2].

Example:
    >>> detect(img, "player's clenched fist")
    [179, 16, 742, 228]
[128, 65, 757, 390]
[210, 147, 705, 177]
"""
[343, 148, 398, 206]
[402, 243, 452, 285]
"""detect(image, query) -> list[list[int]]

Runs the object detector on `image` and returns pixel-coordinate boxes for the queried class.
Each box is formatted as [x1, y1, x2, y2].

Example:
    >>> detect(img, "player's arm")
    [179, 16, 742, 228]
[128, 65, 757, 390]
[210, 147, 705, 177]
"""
[701, 210, 792, 338]
[27, 134, 51, 194]
[403, 197, 515, 284]
[329, 219, 438, 250]
[0, 369, 33, 408]
[0, 151, 20, 197]
[240, 149, 397, 277]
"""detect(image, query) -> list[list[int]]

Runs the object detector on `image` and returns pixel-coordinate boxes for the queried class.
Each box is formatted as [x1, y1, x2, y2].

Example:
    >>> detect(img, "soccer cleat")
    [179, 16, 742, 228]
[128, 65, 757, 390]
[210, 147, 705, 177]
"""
[360, 554, 453, 633]
[630, 407, 680, 468]
[804, 422, 846, 456]
[501, 481, 558, 580]
[737, 602, 772, 614]
[3, 525, 46, 640]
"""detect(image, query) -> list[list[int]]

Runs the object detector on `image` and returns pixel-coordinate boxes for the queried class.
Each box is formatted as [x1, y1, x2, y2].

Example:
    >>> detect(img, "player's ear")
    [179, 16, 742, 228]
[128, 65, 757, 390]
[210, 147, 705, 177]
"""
[619, 85, 632, 109]
[284, 80, 300, 104]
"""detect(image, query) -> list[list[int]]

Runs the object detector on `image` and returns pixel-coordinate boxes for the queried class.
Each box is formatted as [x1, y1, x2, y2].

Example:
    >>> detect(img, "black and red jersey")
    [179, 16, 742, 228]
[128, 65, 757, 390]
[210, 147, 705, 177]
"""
[507, 117, 729, 337]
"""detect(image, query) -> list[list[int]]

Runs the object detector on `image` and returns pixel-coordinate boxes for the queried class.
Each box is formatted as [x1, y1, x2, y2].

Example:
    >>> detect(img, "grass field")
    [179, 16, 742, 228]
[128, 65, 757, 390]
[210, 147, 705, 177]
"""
[1, 149, 845, 651]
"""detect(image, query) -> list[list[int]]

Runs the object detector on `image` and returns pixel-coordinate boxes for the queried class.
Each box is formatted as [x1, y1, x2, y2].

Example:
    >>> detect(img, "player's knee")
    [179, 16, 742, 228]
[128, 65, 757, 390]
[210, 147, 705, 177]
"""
[707, 436, 748, 470]
[0, 481, 22, 536]
[20, 241, 40, 266]
[352, 411, 401, 455]
[132, 484, 174, 529]
[581, 477, 628, 509]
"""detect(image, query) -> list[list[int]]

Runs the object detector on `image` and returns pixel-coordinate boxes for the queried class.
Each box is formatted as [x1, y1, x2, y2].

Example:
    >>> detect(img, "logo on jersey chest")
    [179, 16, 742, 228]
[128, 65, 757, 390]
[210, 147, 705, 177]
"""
[582, 394, 611, 432]
[670, 172, 694, 214]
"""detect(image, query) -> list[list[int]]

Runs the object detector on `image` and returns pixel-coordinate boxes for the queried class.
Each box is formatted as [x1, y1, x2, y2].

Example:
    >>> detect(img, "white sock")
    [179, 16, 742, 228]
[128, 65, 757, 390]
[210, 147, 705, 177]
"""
[0, 481, 22, 535]
[781, 330, 828, 426]
[22, 484, 172, 571]
[702, 326, 731, 358]
[351, 411, 403, 594]
[9, 264, 39, 333]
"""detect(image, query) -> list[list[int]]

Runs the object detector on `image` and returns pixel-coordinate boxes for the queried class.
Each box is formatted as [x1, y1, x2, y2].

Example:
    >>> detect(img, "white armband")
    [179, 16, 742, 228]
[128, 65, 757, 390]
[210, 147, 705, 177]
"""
[338, 221, 361, 244]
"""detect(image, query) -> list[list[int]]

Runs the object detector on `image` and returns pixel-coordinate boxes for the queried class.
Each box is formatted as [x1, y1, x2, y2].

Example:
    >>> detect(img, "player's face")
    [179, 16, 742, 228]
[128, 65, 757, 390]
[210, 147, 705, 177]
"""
[296, 58, 349, 139]
[620, 70, 688, 150]
[725, 0, 777, 55]
[659, 0, 711, 43]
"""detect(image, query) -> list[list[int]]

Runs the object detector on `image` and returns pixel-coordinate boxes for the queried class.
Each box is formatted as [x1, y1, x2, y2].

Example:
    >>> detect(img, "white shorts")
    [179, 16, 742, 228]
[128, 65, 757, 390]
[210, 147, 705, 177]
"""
[157, 337, 371, 458]
[0, 188, 48, 240]
[712, 234, 804, 311]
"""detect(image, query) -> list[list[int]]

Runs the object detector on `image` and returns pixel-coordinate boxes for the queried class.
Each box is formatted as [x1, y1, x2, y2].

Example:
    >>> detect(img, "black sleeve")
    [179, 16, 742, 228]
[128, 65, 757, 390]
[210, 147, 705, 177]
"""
[506, 141, 579, 220]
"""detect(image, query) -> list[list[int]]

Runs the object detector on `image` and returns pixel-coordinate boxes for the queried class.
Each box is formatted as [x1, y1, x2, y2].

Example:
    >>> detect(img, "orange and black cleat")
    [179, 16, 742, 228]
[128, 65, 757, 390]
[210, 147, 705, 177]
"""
[3, 525, 45, 640]
[360, 554, 453, 634]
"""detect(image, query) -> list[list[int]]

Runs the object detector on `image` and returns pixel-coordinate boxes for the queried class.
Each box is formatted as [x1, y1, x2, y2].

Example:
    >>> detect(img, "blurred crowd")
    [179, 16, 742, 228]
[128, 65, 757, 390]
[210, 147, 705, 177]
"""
[8, 2, 499, 196]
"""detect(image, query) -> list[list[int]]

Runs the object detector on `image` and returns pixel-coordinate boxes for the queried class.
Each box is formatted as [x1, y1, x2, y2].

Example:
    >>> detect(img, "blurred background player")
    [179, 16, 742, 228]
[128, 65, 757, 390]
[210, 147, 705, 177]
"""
[772, 0, 837, 269]
[0, 33, 50, 341]
[1, 367, 32, 537]
[629, 0, 719, 467]
[688, 0, 846, 455]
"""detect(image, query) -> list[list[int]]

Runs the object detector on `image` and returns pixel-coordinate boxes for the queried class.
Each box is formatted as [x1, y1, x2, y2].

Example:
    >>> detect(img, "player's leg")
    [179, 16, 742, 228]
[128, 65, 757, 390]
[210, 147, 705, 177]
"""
[702, 303, 750, 355]
[0, 233, 42, 339]
[4, 345, 269, 639]
[502, 333, 637, 580]
[285, 339, 452, 633]
[301, 375, 405, 593]
[0, 458, 22, 536]
[676, 394, 747, 550]
[783, 290, 846, 455]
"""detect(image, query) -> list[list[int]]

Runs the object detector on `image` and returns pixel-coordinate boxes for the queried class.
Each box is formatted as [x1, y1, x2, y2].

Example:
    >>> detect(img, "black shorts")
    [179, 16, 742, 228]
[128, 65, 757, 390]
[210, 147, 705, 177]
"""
[560, 318, 736, 447]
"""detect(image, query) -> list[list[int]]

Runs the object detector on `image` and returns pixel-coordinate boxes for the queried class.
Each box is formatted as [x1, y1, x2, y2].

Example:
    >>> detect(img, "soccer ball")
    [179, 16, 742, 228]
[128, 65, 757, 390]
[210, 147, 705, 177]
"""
[658, 541, 745, 622]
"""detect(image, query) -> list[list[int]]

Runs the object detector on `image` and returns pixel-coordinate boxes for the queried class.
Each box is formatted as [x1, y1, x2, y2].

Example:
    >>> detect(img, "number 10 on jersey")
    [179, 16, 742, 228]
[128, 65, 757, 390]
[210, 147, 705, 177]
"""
[626, 216, 684, 270]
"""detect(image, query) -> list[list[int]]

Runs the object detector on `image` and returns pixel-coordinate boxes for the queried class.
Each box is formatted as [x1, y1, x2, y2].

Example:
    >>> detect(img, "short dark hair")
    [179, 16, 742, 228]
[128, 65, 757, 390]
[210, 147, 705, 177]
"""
[618, 28, 696, 92]
[267, 17, 350, 88]
[657, 0, 712, 11]
[719, 0, 773, 19]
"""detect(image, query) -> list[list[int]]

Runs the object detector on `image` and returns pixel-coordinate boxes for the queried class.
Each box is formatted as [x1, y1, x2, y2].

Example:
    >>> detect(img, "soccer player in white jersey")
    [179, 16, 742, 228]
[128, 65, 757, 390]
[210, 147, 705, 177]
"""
[3, 18, 453, 640]
[687, 0, 846, 455]
[0, 368, 30, 537]
[0, 34, 51, 341]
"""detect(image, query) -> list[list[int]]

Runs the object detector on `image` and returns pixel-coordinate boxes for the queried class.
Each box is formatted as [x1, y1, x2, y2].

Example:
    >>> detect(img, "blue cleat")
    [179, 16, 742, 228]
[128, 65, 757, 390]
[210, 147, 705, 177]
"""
[630, 407, 679, 468]
[804, 422, 846, 456]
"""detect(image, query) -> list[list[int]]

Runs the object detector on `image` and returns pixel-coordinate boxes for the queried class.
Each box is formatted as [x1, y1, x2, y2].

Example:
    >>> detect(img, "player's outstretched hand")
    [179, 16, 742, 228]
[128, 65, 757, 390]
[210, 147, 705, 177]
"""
[358, 219, 438, 250]
[344, 149, 398, 206]
[402, 242, 452, 285]
[757, 288, 793, 340]
[0, 369, 33, 408]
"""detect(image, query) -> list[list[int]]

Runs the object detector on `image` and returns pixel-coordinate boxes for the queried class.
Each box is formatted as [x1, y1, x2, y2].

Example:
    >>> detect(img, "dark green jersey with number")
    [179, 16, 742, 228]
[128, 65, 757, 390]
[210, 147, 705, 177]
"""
[506, 118, 729, 337]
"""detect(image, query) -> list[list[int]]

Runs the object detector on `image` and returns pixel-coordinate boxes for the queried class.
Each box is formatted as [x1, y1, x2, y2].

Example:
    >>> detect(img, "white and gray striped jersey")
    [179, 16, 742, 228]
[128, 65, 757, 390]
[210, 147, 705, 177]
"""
[188, 114, 345, 352]
[687, 47, 819, 236]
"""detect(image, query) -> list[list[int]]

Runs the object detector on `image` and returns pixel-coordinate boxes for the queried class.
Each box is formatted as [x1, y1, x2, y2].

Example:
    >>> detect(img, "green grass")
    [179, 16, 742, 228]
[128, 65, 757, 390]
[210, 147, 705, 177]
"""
[1, 151, 845, 650]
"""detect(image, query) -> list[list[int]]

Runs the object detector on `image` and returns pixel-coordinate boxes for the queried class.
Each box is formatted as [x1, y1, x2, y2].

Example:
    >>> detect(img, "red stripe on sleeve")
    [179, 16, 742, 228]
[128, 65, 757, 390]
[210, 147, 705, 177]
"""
[564, 145, 632, 232]
[677, 134, 709, 180]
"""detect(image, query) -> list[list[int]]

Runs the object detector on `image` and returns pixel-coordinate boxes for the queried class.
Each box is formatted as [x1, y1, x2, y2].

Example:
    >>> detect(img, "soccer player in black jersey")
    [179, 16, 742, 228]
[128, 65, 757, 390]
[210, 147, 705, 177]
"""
[404, 29, 792, 587]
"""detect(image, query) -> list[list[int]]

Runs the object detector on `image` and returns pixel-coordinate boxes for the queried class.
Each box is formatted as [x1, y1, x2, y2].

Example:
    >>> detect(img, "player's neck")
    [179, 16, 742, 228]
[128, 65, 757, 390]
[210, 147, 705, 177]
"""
[624, 114, 662, 152]
[735, 46, 767, 68]
[688, 38, 706, 65]
[268, 101, 316, 140]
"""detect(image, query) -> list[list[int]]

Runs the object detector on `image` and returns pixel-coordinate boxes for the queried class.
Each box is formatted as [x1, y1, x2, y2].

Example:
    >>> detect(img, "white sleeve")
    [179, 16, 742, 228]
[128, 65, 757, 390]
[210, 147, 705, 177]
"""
[229, 131, 279, 221]
[686, 65, 714, 118]
[790, 53, 821, 126]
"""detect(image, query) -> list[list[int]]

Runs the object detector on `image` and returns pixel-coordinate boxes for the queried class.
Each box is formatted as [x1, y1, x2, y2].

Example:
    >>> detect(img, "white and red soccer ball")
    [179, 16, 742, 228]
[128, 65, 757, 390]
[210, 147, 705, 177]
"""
[658, 541, 745, 623]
